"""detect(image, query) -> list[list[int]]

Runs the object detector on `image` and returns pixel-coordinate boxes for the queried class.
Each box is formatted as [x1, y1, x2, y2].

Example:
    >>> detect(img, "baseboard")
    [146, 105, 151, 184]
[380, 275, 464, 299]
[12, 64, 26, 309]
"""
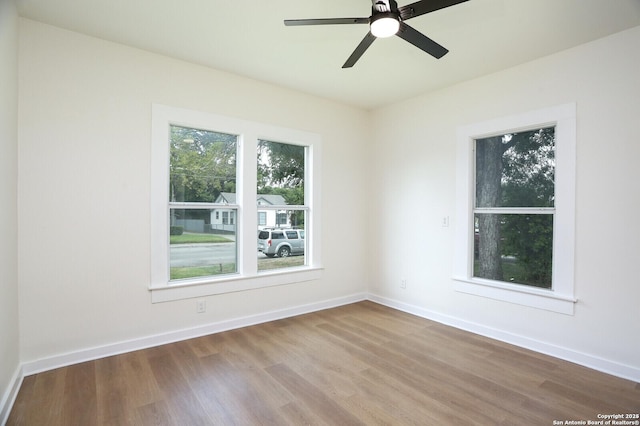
[22, 292, 368, 376]
[367, 293, 640, 383]
[1, 364, 23, 426]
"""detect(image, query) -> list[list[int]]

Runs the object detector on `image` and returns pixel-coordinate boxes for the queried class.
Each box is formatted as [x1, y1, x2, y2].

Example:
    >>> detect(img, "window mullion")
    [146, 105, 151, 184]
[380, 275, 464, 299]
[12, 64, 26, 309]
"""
[170, 202, 240, 209]
[474, 207, 555, 215]
[241, 133, 258, 275]
[258, 205, 308, 210]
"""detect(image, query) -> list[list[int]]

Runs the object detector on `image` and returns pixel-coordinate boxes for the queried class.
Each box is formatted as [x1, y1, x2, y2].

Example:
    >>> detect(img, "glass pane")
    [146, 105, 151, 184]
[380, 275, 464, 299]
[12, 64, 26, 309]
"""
[256, 140, 306, 273]
[170, 125, 237, 203]
[169, 208, 237, 280]
[257, 140, 305, 207]
[473, 213, 553, 289]
[475, 127, 555, 208]
[257, 210, 306, 272]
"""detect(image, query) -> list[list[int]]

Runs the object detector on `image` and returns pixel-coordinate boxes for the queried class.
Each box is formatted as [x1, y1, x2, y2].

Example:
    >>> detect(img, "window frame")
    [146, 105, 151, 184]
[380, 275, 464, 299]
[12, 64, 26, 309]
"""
[151, 104, 322, 303]
[454, 103, 577, 315]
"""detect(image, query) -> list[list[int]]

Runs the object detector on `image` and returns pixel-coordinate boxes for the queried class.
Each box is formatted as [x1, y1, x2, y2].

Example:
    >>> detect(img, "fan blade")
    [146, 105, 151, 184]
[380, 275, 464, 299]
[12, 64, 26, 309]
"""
[284, 17, 369, 26]
[399, 0, 468, 21]
[342, 32, 376, 68]
[396, 22, 448, 59]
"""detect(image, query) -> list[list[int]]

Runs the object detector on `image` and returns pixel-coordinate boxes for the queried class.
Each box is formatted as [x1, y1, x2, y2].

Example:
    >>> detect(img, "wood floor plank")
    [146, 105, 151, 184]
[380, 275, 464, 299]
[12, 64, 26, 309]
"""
[548, 358, 640, 408]
[95, 355, 129, 424]
[35, 368, 67, 422]
[335, 315, 407, 346]
[133, 401, 174, 426]
[196, 351, 286, 425]
[277, 316, 372, 374]
[118, 350, 165, 410]
[60, 361, 98, 426]
[5, 375, 36, 425]
[343, 393, 410, 426]
[278, 401, 327, 425]
[390, 337, 531, 411]
[7, 301, 640, 425]
[316, 322, 505, 424]
[539, 379, 639, 415]
[357, 366, 475, 425]
[266, 363, 366, 425]
[220, 344, 295, 409]
[146, 351, 214, 425]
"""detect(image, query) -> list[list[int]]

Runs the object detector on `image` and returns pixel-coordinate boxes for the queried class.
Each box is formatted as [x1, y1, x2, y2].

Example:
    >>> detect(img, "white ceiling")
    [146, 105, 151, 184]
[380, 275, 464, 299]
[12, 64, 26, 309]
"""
[16, 0, 640, 110]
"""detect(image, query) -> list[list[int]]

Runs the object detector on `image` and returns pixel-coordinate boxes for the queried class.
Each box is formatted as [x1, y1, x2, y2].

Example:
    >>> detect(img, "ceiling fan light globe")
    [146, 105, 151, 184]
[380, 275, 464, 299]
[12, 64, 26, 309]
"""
[370, 16, 400, 38]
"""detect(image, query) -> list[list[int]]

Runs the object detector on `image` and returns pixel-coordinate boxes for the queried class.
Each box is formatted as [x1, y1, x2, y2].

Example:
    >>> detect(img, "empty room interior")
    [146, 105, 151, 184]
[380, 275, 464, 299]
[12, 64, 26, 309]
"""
[1, 0, 640, 424]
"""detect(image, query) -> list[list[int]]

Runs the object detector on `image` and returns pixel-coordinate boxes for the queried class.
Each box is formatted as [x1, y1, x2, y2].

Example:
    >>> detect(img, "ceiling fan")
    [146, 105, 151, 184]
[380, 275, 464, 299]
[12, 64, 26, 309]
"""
[284, 0, 469, 68]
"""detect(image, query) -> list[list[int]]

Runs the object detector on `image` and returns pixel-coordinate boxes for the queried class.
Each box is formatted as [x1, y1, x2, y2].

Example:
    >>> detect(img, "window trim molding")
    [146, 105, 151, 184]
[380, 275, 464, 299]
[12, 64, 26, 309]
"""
[453, 103, 577, 315]
[151, 104, 322, 303]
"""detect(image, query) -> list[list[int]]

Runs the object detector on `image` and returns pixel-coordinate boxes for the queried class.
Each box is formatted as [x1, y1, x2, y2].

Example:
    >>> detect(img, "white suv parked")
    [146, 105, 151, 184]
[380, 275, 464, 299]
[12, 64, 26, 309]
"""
[257, 229, 305, 258]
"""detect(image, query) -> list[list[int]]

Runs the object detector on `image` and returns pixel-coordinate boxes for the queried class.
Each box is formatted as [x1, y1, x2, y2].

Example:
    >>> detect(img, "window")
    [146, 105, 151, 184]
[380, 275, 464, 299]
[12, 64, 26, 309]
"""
[454, 104, 577, 314]
[474, 127, 554, 288]
[276, 212, 288, 225]
[257, 139, 308, 272]
[258, 212, 266, 226]
[151, 105, 322, 303]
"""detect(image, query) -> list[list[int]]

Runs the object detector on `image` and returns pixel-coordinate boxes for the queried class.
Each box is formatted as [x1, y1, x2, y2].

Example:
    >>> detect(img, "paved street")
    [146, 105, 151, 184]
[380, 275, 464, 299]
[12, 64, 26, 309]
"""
[170, 243, 237, 266]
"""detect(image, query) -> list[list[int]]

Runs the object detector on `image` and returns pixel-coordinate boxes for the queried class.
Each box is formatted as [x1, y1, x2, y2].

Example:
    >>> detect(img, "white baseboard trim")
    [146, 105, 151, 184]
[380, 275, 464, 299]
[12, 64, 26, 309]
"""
[22, 292, 367, 376]
[367, 293, 640, 383]
[1, 364, 23, 426]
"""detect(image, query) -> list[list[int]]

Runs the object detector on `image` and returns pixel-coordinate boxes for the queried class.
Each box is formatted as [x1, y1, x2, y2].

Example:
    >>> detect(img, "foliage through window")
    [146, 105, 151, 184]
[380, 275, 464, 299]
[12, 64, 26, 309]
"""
[474, 127, 555, 288]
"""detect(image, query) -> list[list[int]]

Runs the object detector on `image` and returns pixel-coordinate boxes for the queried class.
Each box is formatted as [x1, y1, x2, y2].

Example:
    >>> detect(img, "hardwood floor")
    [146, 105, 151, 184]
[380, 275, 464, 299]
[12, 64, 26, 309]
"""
[8, 301, 640, 425]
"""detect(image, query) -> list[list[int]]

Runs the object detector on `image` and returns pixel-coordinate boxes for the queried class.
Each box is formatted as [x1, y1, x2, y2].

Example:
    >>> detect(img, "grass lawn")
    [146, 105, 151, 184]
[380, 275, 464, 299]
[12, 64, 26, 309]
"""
[258, 255, 305, 271]
[170, 255, 305, 279]
[170, 263, 236, 280]
[474, 258, 551, 289]
[170, 233, 232, 244]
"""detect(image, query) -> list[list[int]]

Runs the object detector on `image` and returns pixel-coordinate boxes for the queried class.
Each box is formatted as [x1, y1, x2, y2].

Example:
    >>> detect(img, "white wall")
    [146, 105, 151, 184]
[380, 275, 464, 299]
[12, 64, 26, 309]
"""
[17, 19, 371, 363]
[0, 0, 20, 420]
[370, 26, 640, 376]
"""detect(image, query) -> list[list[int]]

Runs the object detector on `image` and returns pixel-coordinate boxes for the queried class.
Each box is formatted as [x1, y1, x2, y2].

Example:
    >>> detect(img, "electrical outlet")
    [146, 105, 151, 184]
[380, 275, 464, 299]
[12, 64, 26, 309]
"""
[442, 216, 450, 227]
[400, 279, 407, 289]
[196, 299, 206, 313]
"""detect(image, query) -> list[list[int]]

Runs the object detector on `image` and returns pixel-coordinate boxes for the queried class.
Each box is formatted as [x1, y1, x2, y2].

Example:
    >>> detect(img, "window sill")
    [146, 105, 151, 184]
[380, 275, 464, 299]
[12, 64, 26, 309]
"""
[150, 267, 323, 303]
[453, 276, 577, 315]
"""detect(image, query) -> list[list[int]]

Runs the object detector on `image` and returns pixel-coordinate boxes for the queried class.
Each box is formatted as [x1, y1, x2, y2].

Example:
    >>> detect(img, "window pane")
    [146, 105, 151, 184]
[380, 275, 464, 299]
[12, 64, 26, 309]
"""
[475, 127, 555, 208]
[258, 212, 267, 226]
[170, 208, 237, 280]
[257, 210, 306, 272]
[170, 125, 237, 203]
[256, 140, 307, 273]
[257, 140, 305, 206]
[473, 213, 553, 289]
